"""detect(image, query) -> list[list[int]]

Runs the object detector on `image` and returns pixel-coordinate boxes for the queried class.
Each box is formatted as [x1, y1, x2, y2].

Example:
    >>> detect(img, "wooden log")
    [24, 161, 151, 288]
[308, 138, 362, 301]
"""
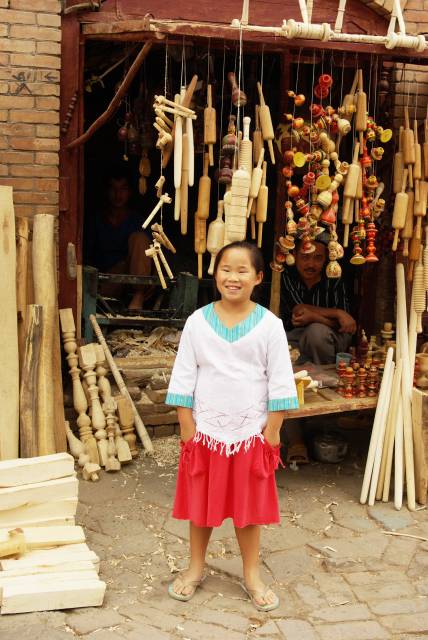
[89, 315, 154, 454]
[0, 186, 19, 460]
[19, 305, 43, 458]
[0, 499, 77, 529]
[0, 452, 74, 488]
[0, 559, 97, 578]
[52, 254, 67, 454]
[412, 387, 428, 505]
[1, 576, 106, 614]
[15, 217, 29, 375]
[0, 525, 85, 549]
[32, 214, 56, 456]
[0, 542, 97, 572]
[0, 476, 78, 512]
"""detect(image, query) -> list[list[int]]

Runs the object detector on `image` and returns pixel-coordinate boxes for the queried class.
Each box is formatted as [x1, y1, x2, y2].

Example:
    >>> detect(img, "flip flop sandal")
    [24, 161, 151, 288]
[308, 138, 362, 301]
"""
[285, 442, 309, 465]
[167, 573, 206, 602]
[241, 583, 280, 612]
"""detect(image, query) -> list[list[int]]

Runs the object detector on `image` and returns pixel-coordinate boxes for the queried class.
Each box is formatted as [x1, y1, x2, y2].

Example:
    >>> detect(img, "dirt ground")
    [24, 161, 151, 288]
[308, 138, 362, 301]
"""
[1, 425, 428, 640]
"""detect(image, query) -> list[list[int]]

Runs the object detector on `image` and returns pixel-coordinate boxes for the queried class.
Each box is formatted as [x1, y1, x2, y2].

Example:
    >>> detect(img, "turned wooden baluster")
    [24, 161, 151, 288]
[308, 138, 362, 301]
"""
[116, 395, 139, 459]
[78, 343, 108, 467]
[59, 309, 99, 465]
[65, 420, 100, 481]
[102, 397, 121, 472]
[94, 344, 132, 463]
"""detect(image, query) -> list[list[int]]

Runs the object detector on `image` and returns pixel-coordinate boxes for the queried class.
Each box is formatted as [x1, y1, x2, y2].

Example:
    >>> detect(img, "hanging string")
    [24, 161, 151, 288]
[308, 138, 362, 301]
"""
[373, 56, 379, 124]
[308, 49, 316, 207]
[207, 38, 211, 87]
[260, 44, 265, 91]
[340, 52, 345, 107]
[351, 53, 358, 157]
[236, 24, 244, 159]
[414, 74, 419, 121]
[217, 41, 226, 202]
[367, 53, 373, 118]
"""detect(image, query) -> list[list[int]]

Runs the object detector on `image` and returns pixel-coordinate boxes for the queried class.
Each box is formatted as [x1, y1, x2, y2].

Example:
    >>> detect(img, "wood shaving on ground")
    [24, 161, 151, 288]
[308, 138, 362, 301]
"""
[107, 326, 181, 358]
[152, 435, 180, 468]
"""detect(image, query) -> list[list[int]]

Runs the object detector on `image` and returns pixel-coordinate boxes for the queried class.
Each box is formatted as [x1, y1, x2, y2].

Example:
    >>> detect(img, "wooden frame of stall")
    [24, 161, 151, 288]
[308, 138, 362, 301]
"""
[59, 0, 427, 317]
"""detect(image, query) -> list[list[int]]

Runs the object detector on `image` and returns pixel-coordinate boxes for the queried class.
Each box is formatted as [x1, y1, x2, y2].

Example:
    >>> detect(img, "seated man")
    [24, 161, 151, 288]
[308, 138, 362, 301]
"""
[87, 169, 152, 309]
[281, 233, 356, 364]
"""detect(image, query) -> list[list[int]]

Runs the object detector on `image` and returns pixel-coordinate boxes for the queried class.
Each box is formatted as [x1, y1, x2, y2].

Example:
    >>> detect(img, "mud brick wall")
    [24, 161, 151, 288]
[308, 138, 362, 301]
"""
[0, 0, 61, 219]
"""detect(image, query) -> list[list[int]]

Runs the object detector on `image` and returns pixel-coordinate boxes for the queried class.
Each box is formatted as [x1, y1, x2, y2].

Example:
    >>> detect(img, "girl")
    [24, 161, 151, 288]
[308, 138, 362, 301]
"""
[165, 241, 298, 612]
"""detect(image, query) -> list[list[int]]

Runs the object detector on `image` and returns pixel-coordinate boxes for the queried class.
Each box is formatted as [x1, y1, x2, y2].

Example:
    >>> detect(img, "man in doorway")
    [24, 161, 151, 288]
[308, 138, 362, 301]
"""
[88, 169, 152, 310]
[280, 233, 356, 465]
[281, 234, 356, 364]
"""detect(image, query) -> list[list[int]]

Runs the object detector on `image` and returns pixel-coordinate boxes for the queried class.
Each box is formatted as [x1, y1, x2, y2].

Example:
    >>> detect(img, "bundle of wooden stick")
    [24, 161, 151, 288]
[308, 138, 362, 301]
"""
[0, 453, 105, 614]
[1, 187, 66, 462]
[360, 261, 428, 510]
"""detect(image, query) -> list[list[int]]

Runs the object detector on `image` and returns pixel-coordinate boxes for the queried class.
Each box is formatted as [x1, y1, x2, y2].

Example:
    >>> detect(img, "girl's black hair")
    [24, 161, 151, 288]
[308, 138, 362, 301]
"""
[212, 241, 264, 301]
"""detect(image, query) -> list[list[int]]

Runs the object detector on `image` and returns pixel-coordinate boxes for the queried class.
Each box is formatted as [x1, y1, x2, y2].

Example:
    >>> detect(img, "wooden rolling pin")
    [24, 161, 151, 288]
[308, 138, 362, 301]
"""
[342, 142, 360, 247]
[403, 106, 416, 188]
[239, 116, 253, 176]
[180, 132, 189, 235]
[247, 148, 265, 216]
[393, 126, 404, 195]
[253, 105, 263, 166]
[206, 200, 225, 275]
[414, 119, 422, 202]
[173, 94, 183, 190]
[196, 152, 211, 221]
[401, 189, 414, 257]
[194, 215, 207, 279]
[424, 114, 428, 180]
[204, 84, 216, 166]
[392, 169, 409, 251]
[257, 82, 275, 164]
[413, 260, 425, 333]
[340, 69, 358, 122]
[162, 74, 198, 168]
[89, 314, 154, 455]
[414, 179, 428, 239]
[355, 69, 367, 151]
[256, 161, 268, 248]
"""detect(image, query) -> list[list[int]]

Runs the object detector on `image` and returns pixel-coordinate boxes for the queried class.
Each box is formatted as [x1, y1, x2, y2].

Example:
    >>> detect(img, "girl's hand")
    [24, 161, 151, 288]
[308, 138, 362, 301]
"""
[263, 426, 280, 447]
[180, 425, 196, 443]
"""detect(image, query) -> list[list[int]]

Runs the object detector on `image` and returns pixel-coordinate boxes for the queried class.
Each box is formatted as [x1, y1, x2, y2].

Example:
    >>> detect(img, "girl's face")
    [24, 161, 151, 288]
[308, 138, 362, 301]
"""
[215, 248, 263, 304]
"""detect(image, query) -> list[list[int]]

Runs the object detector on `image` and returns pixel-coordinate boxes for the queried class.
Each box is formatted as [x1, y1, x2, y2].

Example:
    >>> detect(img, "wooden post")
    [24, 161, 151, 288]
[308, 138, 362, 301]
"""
[0, 186, 19, 460]
[32, 214, 57, 456]
[19, 305, 43, 458]
[16, 217, 29, 375]
[412, 387, 428, 505]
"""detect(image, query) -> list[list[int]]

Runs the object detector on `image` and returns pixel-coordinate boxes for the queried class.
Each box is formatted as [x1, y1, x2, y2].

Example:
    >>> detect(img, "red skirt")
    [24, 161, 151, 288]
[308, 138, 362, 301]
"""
[173, 435, 281, 528]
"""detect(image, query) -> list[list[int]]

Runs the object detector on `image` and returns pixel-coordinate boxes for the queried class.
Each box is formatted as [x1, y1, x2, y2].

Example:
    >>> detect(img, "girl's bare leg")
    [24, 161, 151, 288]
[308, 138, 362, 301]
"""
[235, 525, 277, 606]
[171, 522, 212, 596]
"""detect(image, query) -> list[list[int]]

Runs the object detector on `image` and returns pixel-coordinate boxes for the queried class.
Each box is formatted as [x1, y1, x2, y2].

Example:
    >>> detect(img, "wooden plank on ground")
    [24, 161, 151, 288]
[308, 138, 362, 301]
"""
[0, 476, 78, 511]
[0, 525, 85, 547]
[0, 499, 77, 529]
[0, 560, 97, 577]
[1, 578, 106, 614]
[0, 453, 75, 488]
[0, 543, 98, 571]
[0, 569, 99, 592]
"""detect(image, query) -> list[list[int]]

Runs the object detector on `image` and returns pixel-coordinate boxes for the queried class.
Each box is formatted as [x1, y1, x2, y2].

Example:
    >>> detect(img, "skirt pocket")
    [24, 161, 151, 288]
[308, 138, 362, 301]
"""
[252, 439, 281, 478]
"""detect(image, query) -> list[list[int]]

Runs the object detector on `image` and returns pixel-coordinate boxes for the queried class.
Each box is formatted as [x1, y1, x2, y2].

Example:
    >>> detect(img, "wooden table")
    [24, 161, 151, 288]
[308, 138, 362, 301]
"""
[285, 387, 378, 419]
[287, 364, 378, 419]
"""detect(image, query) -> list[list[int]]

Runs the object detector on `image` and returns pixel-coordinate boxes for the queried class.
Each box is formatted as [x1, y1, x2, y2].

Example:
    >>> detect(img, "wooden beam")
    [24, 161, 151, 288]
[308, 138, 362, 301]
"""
[81, 19, 428, 60]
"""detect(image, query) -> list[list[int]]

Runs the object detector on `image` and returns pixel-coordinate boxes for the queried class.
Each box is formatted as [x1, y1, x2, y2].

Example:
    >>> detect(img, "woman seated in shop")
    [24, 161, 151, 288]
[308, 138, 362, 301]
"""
[280, 232, 356, 365]
[86, 168, 152, 310]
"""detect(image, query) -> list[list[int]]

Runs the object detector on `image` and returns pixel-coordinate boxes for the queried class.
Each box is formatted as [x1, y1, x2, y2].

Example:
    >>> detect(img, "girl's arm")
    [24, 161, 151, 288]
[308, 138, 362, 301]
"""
[263, 411, 286, 446]
[177, 407, 196, 443]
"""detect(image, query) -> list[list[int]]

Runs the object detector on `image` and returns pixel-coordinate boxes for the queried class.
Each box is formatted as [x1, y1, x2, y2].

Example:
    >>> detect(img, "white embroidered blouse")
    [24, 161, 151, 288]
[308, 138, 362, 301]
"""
[166, 303, 299, 454]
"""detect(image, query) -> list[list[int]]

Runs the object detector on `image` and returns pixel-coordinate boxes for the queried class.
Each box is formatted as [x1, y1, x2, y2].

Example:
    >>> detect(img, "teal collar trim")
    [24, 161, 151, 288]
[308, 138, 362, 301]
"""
[202, 303, 267, 343]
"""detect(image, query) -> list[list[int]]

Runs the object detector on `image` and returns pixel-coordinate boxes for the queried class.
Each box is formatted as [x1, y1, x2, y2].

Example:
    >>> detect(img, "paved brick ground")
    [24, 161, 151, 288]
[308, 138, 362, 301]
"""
[1, 432, 427, 639]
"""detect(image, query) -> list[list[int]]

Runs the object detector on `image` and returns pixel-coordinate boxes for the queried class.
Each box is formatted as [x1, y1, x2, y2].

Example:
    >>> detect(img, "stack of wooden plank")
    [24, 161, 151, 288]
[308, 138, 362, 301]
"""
[0, 452, 106, 614]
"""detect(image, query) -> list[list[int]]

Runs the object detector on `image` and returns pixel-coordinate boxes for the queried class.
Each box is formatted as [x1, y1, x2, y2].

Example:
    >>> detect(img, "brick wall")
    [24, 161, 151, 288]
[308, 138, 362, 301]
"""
[0, 0, 61, 219]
